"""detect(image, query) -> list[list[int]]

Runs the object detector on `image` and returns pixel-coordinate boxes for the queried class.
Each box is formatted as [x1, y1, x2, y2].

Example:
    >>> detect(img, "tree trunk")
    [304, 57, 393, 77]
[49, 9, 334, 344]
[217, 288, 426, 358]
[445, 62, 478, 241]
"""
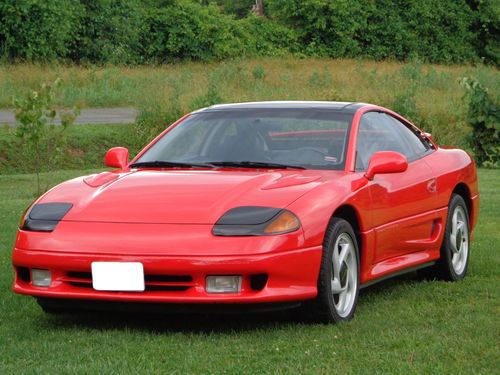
[253, 0, 264, 16]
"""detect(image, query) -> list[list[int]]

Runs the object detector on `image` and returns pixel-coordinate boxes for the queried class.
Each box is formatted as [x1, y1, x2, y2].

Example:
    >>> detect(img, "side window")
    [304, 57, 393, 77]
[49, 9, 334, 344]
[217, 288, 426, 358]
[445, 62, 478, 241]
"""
[356, 112, 398, 170]
[383, 114, 430, 158]
[356, 112, 430, 171]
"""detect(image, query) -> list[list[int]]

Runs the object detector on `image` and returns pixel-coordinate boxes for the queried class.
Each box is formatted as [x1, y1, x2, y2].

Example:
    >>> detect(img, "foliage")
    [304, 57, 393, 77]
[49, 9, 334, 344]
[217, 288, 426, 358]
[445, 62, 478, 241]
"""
[359, 0, 478, 63]
[460, 77, 499, 167]
[267, 0, 483, 64]
[267, 0, 369, 58]
[239, 15, 299, 56]
[252, 65, 267, 81]
[213, 0, 254, 18]
[69, 0, 146, 64]
[12, 79, 79, 194]
[141, 0, 246, 62]
[0, 0, 81, 61]
[0, 0, 496, 64]
[468, 0, 500, 65]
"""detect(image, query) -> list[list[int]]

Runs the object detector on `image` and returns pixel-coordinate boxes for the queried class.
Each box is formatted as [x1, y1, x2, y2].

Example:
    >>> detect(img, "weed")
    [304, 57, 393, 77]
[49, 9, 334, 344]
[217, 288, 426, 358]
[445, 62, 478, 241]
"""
[252, 65, 266, 80]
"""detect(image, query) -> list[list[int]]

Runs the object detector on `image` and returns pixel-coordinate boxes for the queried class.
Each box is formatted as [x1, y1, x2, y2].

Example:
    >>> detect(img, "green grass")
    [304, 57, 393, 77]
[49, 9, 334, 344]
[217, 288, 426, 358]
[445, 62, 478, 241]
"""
[0, 169, 498, 374]
[1, 58, 499, 148]
[0, 124, 139, 174]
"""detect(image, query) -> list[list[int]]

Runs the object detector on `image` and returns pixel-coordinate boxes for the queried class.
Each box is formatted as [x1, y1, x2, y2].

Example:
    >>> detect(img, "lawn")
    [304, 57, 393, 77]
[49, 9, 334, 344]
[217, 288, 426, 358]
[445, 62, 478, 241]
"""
[0, 168, 498, 374]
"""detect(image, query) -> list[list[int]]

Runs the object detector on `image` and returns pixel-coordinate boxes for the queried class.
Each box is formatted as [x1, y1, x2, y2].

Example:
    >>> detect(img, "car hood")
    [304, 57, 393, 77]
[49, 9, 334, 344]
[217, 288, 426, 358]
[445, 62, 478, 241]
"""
[42, 169, 326, 224]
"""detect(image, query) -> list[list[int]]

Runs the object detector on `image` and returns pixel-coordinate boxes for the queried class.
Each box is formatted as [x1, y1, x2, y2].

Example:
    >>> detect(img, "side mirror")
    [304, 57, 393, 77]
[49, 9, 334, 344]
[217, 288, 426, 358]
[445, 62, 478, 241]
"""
[105, 147, 129, 169]
[365, 151, 408, 180]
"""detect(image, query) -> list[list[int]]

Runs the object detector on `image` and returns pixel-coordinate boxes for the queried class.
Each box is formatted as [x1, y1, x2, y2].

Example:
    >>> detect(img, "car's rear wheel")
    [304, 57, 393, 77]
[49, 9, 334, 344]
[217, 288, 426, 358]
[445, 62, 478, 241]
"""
[307, 218, 360, 323]
[422, 194, 470, 281]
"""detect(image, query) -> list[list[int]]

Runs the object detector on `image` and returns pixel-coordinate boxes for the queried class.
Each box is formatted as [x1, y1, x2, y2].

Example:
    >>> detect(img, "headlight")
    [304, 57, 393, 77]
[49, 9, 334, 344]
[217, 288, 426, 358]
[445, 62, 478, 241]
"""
[213, 206, 301, 236]
[20, 202, 73, 232]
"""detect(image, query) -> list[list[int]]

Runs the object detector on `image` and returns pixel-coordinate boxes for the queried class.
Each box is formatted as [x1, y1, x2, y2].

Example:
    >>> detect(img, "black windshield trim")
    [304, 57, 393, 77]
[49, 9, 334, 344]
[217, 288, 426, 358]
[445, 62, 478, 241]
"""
[207, 161, 306, 170]
[129, 161, 215, 169]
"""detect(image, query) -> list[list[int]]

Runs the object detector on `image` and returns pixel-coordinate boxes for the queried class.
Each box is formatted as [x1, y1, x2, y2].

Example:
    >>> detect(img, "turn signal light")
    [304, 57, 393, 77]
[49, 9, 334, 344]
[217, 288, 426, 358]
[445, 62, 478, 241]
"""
[264, 211, 301, 234]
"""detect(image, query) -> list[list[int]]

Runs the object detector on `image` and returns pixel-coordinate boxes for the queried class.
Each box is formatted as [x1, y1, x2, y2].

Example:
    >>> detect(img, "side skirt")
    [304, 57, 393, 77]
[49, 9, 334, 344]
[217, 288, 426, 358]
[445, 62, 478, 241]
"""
[360, 261, 436, 289]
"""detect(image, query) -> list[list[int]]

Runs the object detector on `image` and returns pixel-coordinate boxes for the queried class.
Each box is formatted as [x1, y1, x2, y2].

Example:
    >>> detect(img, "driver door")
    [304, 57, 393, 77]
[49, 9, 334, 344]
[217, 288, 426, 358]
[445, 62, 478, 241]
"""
[356, 111, 438, 263]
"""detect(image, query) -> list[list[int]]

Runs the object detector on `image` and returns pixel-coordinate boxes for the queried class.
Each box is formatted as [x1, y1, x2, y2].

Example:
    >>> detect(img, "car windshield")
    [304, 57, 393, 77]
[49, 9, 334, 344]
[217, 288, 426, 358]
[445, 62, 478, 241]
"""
[134, 109, 353, 170]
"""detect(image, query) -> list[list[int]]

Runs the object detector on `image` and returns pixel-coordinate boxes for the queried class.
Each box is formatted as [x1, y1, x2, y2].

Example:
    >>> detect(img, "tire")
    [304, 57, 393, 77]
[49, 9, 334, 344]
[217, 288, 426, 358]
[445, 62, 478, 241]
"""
[423, 194, 470, 281]
[306, 218, 360, 323]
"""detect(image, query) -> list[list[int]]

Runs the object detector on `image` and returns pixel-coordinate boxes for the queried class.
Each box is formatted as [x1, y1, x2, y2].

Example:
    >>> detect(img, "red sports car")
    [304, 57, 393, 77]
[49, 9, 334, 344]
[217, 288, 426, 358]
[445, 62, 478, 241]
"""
[12, 101, 479, 323]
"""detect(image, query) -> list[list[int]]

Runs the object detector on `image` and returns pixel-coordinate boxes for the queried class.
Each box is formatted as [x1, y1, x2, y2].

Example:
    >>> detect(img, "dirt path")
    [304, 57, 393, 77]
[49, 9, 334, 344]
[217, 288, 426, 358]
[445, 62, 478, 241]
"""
[0, 108, 137, 125]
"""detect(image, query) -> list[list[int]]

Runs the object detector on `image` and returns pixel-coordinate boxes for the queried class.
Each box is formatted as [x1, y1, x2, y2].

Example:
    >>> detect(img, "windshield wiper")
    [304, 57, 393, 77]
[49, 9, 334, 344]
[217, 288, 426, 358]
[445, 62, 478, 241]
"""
[129, 160, 215, 169]
[207, 161, 305, 170]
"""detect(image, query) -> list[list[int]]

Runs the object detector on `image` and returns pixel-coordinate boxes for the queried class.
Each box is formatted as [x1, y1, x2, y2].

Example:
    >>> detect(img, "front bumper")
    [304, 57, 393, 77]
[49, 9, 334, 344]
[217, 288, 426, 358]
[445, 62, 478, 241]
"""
[12, 246, 322, 304]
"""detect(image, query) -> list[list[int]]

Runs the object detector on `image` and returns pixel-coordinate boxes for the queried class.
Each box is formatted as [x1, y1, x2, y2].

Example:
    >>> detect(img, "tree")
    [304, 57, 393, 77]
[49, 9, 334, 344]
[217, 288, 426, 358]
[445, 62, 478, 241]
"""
[253, 0, 264, 16]
[13, 79, 79, 195]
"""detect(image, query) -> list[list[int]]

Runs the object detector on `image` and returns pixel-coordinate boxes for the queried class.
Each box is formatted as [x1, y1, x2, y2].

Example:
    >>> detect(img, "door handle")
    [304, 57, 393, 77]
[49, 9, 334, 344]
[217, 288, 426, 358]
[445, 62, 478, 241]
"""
[427, 178, 437, 193]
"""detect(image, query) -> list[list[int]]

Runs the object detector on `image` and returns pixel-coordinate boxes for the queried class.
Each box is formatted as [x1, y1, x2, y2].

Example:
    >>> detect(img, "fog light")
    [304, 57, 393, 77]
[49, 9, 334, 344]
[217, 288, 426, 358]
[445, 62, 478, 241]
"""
[32, 269, 51, 287]
[206, 275, 242, 293]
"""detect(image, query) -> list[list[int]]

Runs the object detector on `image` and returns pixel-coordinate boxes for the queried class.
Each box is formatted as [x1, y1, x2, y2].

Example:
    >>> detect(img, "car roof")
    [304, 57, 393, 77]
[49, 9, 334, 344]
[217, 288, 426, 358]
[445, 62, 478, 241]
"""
[199, 101, 368, 114]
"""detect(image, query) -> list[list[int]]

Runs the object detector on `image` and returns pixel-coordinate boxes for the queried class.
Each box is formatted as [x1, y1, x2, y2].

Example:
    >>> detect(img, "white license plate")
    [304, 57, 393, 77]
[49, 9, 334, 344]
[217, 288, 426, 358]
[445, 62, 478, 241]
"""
[91, 262, 145, 292]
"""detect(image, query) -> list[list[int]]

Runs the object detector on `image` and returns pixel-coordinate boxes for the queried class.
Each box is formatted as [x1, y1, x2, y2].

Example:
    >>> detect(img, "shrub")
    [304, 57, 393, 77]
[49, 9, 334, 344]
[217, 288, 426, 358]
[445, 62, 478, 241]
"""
[267, 0, 369, 58]
[214, 0, 254, 18]
[140, 1, 245, 62]
[13, 79, 79, 194]
[360, 0, 478, 63]
[0, 0, 494, 64]
[469, 0, 500, 65]
[267, 0, 480, 63]
[0, 0, 81, 61]
[69, 0, 146, 65]
[460, 77, 499, 167]
[239, 15, 298, 56]
[252, 65, 266, 81]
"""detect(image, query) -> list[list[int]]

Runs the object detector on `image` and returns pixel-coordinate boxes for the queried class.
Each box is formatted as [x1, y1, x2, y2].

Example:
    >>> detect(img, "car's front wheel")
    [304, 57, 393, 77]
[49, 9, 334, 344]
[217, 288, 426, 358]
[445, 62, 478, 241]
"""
[435, 194, 471, 281]
[309, 218, 360, 323]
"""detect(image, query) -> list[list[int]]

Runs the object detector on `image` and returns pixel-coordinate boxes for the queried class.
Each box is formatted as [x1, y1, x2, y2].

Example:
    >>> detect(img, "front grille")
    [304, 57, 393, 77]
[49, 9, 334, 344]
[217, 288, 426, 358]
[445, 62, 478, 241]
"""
[62, 271, 193, 292]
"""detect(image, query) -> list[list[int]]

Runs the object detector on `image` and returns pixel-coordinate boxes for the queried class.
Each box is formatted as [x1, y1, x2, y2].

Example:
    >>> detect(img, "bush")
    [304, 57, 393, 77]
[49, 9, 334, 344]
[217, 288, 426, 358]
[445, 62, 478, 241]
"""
[471, 0, 500, 65]
[267, 0, 481, 64]
[13, 79, 79, 194]
[0, 0, 495, 66]
[460, 77, 499, 167]
[69, 0, 146, 65]
[239, 15, 299, 56]
[214, 0, 254, 18]
[140, 1, 245, 62]
[252, 65, 266, 81]
[0, 0, 81, 61]
[267, 0, 369, 58]
[360, 0, 478, 63]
